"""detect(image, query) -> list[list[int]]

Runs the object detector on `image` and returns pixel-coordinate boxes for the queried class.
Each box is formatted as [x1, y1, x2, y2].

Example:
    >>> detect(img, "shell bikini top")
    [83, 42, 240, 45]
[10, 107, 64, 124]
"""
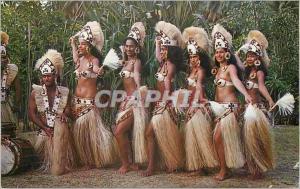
[245, 70, 259, 89]
[213, 66, 233, 87]
[75, 61, 97, 79]
[119, 70, 134, 78]
[75, 70, 98, 79]
[186, 77, 197, 87]
[119, 60, 136, 79]
[214, 78, 233, 87]
[245, 80, 258, 89]
[155, 62, 174, 82]
[155, 72, 166, 82]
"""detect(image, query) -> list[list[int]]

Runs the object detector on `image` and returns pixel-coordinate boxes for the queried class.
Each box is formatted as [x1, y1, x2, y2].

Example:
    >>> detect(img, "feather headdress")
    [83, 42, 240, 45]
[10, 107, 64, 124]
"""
[211, 24, 232, 50]
[182, 26, 211, 55]
[248, 30, 270, 67]
[155, 21, 184, 48]
[74, 21, 104, 52]
[127, 22, 146, 47]
[238, 30, 270, 67]
[35, 49, 64, 78]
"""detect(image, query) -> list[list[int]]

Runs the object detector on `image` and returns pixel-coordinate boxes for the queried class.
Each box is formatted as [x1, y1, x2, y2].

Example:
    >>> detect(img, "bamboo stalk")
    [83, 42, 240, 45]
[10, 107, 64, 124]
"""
[24, 22, 32, 131]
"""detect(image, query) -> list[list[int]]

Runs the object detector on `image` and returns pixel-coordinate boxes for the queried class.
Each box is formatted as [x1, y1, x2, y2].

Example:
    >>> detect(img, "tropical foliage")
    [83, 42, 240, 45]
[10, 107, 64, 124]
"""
[1, 1, 298, 130]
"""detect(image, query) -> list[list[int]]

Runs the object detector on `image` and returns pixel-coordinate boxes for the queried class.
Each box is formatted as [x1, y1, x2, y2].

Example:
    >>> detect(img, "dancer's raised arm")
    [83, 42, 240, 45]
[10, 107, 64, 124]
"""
[69, 36, 79, 64]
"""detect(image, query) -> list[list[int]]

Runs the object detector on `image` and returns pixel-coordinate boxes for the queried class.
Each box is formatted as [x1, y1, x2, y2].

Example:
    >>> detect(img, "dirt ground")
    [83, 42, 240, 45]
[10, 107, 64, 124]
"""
[1, 126, 299, 188]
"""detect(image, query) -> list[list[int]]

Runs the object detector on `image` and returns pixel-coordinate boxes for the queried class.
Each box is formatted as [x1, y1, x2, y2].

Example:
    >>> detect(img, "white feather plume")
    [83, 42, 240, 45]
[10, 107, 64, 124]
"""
[244, 104, 257, 121]
[238, 43, 250, 54]
[102, 46, 123, 70]
[274, 93, 295, 116]
[209, 101, 226, 117]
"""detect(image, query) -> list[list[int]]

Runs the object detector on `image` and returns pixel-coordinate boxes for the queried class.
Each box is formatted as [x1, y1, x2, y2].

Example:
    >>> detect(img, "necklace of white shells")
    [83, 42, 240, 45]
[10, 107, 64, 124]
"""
[42, 84, 61, 128]
[1, 67, 9, 102]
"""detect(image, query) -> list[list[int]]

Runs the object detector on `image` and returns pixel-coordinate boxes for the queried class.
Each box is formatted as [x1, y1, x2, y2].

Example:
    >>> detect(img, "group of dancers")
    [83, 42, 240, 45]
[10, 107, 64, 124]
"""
[1, 20, 277, 181]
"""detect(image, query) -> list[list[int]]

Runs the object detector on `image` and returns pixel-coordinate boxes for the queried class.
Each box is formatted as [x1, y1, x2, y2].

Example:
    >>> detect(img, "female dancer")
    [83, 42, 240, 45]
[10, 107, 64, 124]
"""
[114, 22, 148, 174]
[141, 21, 184, 176]
[239, 30, 275, 179]
[182, 26, 218, 175]
[211, 24, 252, 181]
[69, 21, 116, 168]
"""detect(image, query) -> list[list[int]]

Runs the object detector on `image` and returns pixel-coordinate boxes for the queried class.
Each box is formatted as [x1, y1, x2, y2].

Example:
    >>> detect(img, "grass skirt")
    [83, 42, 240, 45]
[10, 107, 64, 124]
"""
[34, 119, 77, 175]
[1, 102, 16, 123]
[115, 86, 148, 164]
[185, 106, 219, 171]
[116, 101, 148, 164]
[243, 104, 274, 174]
[151, 105, 184, 171]
[214, 109, 245, 168]
[73, 103, 118, 168]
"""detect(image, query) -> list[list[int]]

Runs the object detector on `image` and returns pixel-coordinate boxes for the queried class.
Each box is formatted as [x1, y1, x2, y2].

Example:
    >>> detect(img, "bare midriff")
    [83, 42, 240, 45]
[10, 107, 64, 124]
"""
[188, 85, 207, 100]
[215, 86, 239, 103]
[247, 88, 263, 104]
[122, 77, 137, 96]
[156, 81, 166, 99]
[75, 78, 98, 98]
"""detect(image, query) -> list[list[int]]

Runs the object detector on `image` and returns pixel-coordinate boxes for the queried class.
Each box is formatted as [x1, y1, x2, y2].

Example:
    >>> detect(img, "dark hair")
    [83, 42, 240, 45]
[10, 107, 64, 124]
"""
[88, 44, 104, 87]
[122, 37, 143, 62]
[214, 48, 242, 80]
[166, 46, 184, 72]
[244, 59, 268, 79]
[89, 44, 103, 66]
[187, 50, 212, 77]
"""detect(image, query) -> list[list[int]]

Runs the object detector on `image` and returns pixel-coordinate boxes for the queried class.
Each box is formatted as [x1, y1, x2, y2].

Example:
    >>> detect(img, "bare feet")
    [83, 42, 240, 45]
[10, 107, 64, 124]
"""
[129, 163, 139, 171]
[202, 168, 209, 175]
[140, 168, 154, 177]
[214, 171, 231, 181]
[187, 171, 201, 177]
[81, 165, 94, 171]
[242, 162, 248, 170]
[116, 165, 130, 174]
[249, 172, 264, 180]
[166, 167, 178, 173]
